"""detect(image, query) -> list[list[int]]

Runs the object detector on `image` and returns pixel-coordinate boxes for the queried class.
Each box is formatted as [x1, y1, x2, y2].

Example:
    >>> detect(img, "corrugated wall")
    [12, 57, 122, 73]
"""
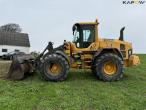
[0, 32, 30, 47]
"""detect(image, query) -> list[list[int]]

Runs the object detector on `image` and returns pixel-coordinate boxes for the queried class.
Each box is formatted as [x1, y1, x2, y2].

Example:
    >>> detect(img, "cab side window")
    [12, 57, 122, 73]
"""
[82, 25, 95, 48]
[83, 29, 94, 42]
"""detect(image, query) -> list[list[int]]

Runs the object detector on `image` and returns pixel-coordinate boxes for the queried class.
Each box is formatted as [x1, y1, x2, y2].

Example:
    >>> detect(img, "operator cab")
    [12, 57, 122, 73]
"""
[72, 24, 95, 48]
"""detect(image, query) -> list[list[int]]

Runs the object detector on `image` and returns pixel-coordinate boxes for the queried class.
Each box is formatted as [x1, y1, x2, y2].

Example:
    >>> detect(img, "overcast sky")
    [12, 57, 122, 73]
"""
[0, 0, 146, 53]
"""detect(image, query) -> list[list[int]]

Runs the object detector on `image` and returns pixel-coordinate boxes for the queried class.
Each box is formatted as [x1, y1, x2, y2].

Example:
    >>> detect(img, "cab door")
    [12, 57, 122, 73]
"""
[75, 25, 95, 49]
[82, 25, 95, 48]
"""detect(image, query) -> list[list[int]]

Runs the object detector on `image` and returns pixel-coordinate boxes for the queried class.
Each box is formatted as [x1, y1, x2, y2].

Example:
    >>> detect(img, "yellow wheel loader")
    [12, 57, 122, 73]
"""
[8, 19, 140, 82]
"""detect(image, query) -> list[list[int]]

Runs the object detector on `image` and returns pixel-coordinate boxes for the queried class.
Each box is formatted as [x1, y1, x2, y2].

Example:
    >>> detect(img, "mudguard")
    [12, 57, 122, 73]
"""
[55, 50, 69, 62]
[94, 48, 124, 60]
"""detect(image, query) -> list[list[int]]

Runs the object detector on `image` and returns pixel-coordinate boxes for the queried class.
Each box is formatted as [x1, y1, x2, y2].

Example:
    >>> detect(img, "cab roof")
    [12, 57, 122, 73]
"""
[75, 19, 99, 25]
[77, 22, 98, 25]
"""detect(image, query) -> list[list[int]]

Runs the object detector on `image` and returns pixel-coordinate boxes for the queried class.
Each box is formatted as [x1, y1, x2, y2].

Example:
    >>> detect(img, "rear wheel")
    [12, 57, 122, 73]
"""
[40, 53, 69, 81]
[93, 53, 124, 81]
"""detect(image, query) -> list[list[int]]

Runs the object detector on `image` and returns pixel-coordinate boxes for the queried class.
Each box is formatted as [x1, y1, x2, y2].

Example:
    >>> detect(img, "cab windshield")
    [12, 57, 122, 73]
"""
[73, 28, 79, 43]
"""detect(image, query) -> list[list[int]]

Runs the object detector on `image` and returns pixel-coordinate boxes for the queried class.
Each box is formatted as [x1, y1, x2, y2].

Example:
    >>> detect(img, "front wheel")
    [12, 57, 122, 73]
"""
[93, 53, 124, 82]
[40, 53, 69, 82]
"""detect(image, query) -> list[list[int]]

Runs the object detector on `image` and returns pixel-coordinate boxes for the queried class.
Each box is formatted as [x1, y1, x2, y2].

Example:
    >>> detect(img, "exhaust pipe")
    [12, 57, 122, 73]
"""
[119, 27, 125, 41]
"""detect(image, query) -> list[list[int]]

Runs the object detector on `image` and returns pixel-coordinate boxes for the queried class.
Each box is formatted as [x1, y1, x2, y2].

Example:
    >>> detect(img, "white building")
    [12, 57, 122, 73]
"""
[0, 32, 30, 56]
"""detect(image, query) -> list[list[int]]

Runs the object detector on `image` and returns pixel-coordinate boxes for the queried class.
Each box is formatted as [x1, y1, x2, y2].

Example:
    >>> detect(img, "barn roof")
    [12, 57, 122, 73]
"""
[0, 32, 30, 47]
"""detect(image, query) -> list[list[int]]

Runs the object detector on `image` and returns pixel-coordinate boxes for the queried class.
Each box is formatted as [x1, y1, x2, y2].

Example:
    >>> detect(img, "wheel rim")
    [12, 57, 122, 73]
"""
[48, 63, 61, 76]
[103, 61, 117, 75]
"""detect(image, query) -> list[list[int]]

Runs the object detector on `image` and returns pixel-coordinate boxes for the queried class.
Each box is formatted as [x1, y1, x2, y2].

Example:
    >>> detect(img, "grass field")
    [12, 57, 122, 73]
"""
[0, 55, 146, 110]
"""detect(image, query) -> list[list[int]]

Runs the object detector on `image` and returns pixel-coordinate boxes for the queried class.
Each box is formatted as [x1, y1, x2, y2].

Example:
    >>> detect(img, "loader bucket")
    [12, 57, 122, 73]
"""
[7, 54, 35, 80]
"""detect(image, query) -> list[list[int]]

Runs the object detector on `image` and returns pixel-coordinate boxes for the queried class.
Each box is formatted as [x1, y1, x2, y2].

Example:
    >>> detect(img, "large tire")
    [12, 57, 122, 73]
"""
[91, 64, 96, 76]
[40, 53, 69, 82]
[93, 53, 124, 81]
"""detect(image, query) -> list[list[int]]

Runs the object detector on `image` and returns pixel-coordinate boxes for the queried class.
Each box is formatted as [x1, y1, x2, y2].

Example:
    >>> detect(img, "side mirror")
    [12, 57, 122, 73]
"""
[72, 25, 76, 35]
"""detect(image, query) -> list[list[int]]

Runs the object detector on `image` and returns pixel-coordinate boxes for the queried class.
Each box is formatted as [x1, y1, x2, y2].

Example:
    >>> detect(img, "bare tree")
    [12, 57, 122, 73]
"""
[0, 23, 22, 33]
